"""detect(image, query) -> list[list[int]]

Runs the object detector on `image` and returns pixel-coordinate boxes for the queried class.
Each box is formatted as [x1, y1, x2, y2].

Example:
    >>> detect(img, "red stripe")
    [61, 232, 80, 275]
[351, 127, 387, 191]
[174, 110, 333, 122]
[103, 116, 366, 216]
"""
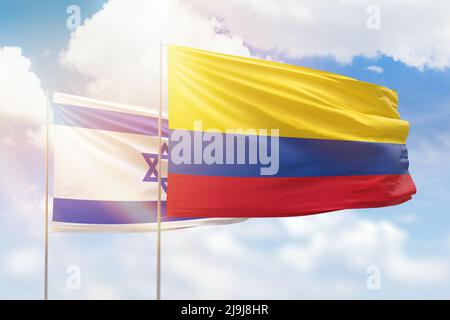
[167, 174, 416, 218]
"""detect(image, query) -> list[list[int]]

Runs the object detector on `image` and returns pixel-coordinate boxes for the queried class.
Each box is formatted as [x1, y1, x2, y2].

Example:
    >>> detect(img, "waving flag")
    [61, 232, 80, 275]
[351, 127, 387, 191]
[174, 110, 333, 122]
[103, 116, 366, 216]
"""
[52, 92, 243, 231]
[167, 46, 416, 218]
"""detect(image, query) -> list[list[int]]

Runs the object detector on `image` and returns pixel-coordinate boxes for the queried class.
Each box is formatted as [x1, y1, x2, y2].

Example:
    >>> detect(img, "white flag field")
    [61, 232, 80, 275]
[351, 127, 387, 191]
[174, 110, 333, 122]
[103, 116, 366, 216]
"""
[51, 92, 244, 232]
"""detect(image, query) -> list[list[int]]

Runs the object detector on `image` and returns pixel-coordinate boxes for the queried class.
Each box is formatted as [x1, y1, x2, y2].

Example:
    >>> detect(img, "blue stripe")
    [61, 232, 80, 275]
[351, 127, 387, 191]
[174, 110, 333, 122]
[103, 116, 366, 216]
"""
[53, 198, 193, 224]
[168, 130, 409, 177]
[53, 103, 168, 137]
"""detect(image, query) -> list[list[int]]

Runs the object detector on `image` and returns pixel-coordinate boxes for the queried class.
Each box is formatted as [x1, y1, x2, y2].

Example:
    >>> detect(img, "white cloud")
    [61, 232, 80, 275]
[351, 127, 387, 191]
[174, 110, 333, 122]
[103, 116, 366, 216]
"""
[448, 234, 450, 250]
[42, 49, 51, 59]
[8, 183, 45, 239]
[0, 47, 46, 148]
[85, 284, 123, 300]
[60, 0, 252, 107]
[395, 214, 418, 224]
[25, 125, 46, 148]
[60, 0, 450, 109]
[11, 184, 44, 217]
[190, 0, 450, 70]
[0, 47, 46, 124]
[10, 213, 446, 299]
[385, 253, 449, 284]
[1, 0, 447, 299]
[367, 65, 384, 73]
[278, 213, 449, 286]
[160, 213, 450, 298]
[3, 247, 41, 279]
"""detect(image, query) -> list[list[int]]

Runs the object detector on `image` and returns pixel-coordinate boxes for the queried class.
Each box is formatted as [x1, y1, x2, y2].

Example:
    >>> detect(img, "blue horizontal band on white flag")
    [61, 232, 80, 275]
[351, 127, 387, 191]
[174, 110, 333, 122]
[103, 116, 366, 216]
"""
[54, 103, 169, 137]
[53, 198, 192, 224]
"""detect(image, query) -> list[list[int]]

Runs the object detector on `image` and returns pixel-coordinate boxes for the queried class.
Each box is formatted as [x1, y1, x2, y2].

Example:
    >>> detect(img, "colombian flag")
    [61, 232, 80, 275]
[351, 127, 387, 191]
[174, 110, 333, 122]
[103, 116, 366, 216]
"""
[167, 45, 416, 218]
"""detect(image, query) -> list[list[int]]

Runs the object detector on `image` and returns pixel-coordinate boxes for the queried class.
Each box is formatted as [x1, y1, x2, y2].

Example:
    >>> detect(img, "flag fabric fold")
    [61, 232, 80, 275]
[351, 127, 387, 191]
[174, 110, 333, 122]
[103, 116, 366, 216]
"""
[167, 45, 416, 218]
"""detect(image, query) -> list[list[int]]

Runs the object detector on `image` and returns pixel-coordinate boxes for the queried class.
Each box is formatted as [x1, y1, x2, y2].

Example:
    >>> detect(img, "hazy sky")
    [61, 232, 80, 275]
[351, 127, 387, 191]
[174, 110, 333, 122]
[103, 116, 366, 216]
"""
[1, 0, 450, 299]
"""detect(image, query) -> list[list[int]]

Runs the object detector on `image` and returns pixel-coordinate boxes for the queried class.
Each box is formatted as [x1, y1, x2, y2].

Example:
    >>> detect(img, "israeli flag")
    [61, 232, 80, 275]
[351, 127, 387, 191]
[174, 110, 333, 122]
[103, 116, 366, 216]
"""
[51, 92, 244, 232]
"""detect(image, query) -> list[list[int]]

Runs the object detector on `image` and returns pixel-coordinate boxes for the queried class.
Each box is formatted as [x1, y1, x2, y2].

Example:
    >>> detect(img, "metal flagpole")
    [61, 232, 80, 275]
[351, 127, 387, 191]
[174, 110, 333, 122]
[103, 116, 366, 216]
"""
[44, 90, 51, 300]
[155, 42, 163, 300]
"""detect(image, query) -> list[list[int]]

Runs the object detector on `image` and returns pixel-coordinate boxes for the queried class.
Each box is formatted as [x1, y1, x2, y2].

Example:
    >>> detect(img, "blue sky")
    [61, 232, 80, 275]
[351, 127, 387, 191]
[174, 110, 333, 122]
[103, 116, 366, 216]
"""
[1, 0, 450, 299]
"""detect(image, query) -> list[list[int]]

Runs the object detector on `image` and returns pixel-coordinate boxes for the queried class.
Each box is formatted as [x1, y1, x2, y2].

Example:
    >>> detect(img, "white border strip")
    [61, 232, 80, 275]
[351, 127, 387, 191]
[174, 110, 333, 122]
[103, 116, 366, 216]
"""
[51, 218, 247, 233]
[53, 92, 169, 119]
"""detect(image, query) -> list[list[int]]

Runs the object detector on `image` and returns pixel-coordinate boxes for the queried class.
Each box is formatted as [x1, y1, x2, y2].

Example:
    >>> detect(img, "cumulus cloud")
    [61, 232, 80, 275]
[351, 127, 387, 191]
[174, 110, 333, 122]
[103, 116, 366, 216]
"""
[0, 47, 46, 147]
[25, 126, 46, 149]
[367, 65, 384, 73]
[11, 184, 44, 219]
[190, 0, 450, 70]
[31, 213, 448, 299]
[60, 0, 252, 107]
[4, 202, 444, 299]
[0, 47, 46, 124]
[448, 234, 450, 250]
[395, 214, 418, 224]
[2, 247, 41, 279]
[8, 0, 447, 299]
[412, 132, 450, 167]
[160, 213, 450, 299]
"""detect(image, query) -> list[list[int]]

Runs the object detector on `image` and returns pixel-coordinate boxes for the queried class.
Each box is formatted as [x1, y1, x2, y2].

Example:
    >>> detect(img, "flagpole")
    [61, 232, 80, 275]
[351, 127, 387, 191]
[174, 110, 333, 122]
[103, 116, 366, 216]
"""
[44, 90, 51, 300]
[155, 42, 163, 300]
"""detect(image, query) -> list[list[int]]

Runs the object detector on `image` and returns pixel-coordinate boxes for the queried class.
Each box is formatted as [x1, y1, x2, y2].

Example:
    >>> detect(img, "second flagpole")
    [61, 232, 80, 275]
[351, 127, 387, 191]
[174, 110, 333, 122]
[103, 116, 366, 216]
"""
[155, 41, 164, 300]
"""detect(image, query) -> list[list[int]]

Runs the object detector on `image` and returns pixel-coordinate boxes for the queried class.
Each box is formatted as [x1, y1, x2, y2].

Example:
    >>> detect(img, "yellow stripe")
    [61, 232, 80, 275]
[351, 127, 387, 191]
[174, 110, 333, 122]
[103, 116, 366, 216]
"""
[168, 45, 409, 144]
